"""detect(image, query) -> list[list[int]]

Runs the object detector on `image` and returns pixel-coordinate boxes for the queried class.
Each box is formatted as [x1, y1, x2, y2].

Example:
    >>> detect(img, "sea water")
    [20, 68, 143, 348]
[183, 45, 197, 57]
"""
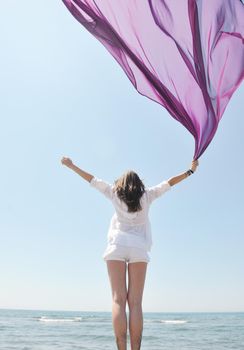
[0, 309, 243, 349]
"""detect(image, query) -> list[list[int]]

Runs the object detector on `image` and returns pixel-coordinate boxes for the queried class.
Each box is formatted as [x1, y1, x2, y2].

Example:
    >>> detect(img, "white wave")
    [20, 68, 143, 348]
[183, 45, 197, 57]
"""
[38, 316, 82, 323]
[160, 320, 188, 324]
[144, 319, 159, 323]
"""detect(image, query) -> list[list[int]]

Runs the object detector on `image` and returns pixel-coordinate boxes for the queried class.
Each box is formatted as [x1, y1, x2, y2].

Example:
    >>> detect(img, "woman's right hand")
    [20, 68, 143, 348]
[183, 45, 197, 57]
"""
[190, 159, 199, 172]
[61, 157, 74, 168]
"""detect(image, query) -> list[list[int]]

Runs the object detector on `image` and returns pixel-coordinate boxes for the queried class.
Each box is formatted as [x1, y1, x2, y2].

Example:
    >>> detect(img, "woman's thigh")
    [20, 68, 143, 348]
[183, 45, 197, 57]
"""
[127, 262, 147, 307]
[106, 261, 127, 303]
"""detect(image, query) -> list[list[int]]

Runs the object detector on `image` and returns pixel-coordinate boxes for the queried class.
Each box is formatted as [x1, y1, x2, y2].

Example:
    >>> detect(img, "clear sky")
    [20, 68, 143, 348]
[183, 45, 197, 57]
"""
[0, 1, 243, 313]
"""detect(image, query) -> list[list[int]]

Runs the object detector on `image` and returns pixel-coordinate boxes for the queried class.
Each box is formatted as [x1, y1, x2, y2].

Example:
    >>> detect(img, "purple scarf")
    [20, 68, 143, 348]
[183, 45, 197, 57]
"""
[62, 0, 244, 159]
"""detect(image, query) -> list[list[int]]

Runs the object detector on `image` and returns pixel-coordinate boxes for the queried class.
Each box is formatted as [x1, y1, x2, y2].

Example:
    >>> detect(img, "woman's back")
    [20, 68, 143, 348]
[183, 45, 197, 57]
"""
[90, 176, 172, 251]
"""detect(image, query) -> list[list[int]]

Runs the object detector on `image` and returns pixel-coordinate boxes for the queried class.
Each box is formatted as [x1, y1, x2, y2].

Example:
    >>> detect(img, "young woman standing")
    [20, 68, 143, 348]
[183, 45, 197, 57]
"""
[61, 157, 199, 350]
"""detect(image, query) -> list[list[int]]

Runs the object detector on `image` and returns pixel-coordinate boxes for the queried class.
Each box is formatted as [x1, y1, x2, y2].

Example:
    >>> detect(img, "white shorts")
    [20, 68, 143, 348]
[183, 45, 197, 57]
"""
[102, 244, 150, 264]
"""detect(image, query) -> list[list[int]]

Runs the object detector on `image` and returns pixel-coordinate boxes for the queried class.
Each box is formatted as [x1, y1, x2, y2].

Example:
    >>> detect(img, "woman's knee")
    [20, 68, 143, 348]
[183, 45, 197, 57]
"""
[112, 293, 127, 308]
[127, 295, 142, 310]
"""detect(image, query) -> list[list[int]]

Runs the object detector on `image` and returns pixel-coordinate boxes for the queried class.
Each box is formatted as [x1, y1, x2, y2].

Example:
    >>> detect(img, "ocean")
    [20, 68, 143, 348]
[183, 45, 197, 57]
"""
[0, 309, 243, 349]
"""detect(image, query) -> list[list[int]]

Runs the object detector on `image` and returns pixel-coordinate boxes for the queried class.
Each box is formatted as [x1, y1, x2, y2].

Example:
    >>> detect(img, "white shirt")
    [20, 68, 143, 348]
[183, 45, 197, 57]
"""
[90, 177, 171, 252]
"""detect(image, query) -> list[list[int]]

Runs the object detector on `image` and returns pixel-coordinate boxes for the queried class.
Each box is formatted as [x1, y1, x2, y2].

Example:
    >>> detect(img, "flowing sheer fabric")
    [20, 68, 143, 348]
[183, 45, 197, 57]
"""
[62, 0, 244, 159]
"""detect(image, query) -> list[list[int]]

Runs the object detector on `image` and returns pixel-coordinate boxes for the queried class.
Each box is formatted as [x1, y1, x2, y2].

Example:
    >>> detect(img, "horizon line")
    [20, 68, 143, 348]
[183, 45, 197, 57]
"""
[1, 307, 243, 314]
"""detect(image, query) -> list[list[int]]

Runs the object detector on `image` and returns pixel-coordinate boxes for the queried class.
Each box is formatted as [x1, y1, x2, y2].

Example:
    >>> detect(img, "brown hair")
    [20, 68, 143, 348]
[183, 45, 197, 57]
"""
[113, 170, 145, 212]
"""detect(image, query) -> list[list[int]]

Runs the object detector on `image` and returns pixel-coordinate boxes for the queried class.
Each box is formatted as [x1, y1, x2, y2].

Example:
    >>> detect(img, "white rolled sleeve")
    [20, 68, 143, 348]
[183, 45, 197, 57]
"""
[146, 180, 171, 204]
[90, 177, 114, 200]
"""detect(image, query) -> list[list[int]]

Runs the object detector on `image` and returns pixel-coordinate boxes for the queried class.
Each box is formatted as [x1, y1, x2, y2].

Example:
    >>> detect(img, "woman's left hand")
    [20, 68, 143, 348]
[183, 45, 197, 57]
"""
[61, 157, 73, 168]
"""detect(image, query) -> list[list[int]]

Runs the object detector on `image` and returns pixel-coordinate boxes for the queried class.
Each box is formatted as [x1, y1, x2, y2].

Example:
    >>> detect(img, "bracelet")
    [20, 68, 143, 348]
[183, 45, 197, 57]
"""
[186, 169, 194, 177]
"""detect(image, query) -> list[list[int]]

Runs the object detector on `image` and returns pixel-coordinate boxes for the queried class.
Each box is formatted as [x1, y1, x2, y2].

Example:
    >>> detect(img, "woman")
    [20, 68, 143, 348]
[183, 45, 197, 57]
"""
[61, 157, 199, 350]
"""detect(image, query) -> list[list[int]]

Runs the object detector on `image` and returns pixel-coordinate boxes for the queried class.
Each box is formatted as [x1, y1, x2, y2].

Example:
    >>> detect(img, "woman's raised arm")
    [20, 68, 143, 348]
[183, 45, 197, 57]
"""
[167, 159, 199, 187]
[61, 157, 94, 183]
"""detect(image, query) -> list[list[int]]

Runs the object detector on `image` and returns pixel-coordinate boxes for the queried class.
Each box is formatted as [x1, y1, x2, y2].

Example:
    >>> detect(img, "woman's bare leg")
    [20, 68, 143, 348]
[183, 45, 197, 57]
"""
[127, 262, 147, 350]
[107, 260, 127, 350]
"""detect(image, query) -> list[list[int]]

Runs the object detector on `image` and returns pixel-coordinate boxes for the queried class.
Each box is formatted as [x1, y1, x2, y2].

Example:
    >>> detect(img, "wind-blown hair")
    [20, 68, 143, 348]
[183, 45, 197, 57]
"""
[113, 170, 145, 213]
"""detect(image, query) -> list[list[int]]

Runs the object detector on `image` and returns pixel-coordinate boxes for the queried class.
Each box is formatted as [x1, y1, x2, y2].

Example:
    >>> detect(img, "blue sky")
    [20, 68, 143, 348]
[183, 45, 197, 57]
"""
[0, 1, 243, 312]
